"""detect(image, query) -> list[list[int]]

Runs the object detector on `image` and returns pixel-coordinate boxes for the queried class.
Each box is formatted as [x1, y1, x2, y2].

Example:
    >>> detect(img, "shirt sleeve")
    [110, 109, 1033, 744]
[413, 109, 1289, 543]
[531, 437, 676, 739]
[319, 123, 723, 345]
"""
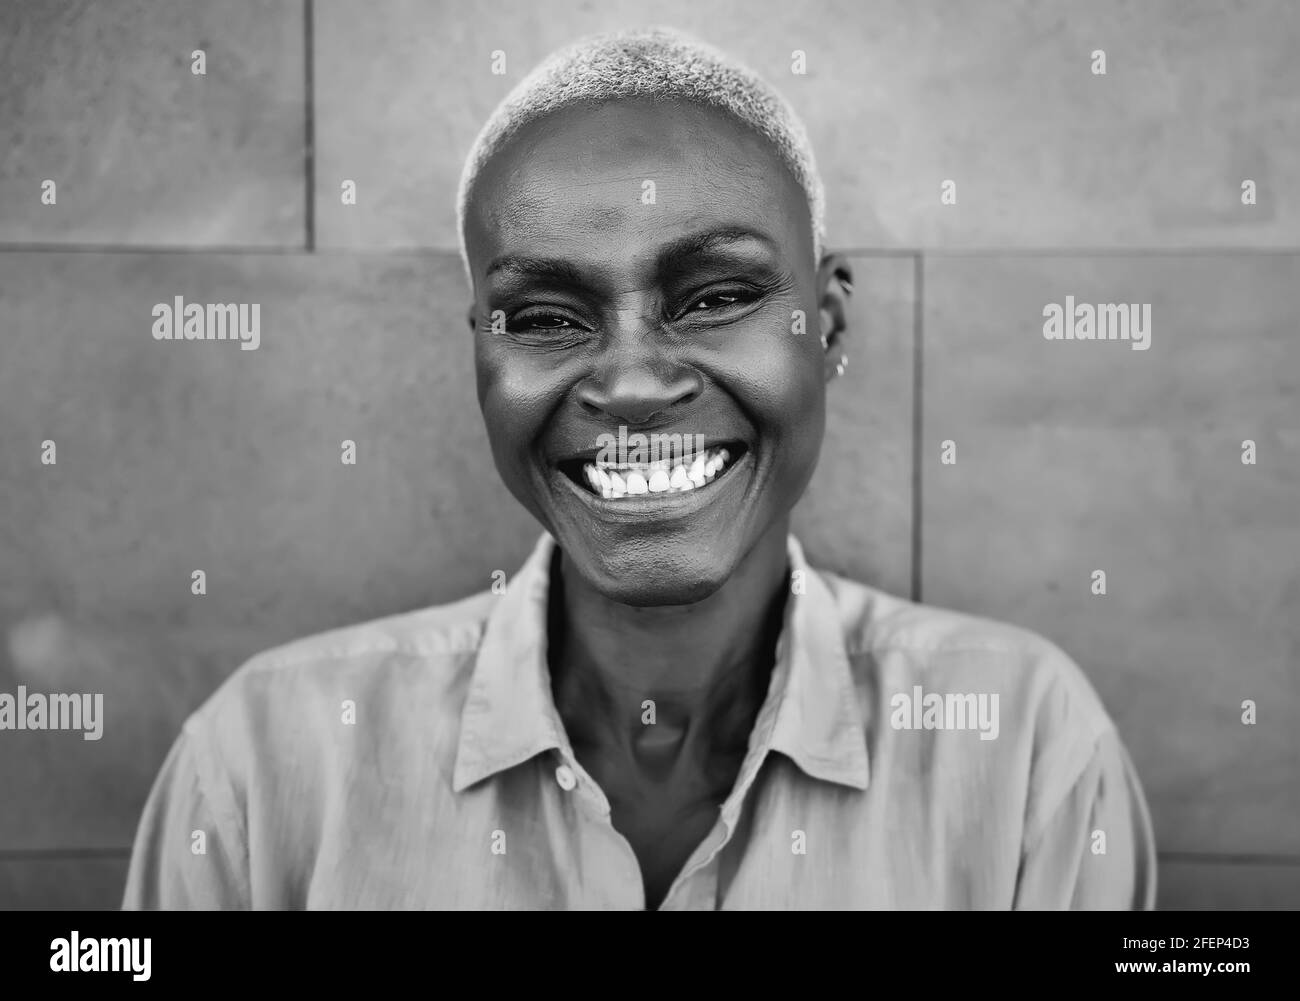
[1013, 727, 1157, 910]
[121, 722, 251, 910]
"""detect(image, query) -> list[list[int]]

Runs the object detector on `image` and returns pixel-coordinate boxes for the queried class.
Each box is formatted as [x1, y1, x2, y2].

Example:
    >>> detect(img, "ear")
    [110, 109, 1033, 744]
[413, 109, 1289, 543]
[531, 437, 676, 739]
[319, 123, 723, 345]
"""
[816, 252, 853, 383]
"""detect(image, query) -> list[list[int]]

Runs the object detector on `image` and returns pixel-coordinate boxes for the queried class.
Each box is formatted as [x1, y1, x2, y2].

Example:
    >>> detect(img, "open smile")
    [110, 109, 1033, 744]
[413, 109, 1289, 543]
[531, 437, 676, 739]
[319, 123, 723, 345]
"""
[551, 442, 753, 519]
[557, 442, 748, 500]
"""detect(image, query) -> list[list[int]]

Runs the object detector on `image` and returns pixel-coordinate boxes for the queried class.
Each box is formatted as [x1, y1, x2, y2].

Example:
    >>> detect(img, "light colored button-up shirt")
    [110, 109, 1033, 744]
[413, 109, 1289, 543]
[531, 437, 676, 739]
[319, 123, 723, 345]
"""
[123, 533, 1156, 910]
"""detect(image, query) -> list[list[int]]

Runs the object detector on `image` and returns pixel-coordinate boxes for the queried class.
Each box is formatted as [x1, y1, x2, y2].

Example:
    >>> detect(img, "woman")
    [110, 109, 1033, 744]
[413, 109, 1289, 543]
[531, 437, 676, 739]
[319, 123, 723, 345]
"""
[124, 27, 1155, 910]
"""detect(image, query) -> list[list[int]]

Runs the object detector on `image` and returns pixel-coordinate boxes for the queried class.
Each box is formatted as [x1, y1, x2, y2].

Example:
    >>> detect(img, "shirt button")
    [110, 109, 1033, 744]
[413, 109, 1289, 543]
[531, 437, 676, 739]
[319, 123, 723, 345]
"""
[555, 764, 577, 791]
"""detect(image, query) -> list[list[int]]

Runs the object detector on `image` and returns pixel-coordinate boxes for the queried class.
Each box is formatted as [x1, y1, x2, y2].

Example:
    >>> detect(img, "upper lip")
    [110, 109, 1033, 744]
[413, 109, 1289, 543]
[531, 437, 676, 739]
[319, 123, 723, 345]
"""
[551, 435, 747, 467]
[556, 446, 756, 514]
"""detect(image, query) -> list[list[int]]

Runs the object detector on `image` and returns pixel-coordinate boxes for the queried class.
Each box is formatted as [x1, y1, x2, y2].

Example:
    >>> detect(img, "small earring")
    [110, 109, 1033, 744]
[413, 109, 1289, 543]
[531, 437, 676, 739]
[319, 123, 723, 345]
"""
[835, 354, 847, 377]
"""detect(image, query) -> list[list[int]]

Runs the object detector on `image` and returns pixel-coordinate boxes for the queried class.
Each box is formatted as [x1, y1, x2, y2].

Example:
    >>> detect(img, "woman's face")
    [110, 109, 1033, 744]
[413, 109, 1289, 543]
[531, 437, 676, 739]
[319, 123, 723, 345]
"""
[464, 97, 828, 606]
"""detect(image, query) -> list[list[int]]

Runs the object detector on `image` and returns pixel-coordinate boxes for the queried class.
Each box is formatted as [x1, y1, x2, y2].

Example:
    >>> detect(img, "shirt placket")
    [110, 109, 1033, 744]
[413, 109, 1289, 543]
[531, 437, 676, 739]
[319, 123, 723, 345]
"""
[655, 650, 788, 911]
[548, 746, 647, 910]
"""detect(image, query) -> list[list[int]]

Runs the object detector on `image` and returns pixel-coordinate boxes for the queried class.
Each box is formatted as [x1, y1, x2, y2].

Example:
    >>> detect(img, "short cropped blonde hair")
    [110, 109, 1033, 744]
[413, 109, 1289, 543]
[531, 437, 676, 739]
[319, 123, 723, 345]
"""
[456, 26, 826, 287]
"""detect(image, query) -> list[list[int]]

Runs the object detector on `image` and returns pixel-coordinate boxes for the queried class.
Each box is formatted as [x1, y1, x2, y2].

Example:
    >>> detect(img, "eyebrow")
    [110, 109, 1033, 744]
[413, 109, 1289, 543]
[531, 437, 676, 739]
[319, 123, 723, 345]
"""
[485, 254, 584, 285]
[654, 227, 778, 269]
[484, 226, 778, 286]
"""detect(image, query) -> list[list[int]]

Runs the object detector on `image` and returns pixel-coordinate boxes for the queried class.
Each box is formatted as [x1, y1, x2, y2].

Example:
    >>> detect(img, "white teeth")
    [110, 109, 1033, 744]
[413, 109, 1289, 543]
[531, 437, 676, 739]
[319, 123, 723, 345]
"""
[578, 446, 742, 500]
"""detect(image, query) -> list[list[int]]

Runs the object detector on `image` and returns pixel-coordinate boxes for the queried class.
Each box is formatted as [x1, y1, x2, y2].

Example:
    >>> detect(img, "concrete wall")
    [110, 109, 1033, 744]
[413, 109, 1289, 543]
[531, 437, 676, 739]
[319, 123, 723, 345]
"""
[1, 0, 1296, 908]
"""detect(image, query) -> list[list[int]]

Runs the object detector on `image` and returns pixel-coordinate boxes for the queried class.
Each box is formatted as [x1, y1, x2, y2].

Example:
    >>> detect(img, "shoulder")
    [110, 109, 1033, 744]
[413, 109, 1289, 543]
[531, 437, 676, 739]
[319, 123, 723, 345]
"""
[180, 588, 497, 765]
[815, 565, 1116, 782]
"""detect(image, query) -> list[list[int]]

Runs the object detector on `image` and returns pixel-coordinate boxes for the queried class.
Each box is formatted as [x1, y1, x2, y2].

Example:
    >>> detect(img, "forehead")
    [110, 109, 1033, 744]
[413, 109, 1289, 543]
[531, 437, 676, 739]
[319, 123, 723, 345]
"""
[465, 98, 812, 279]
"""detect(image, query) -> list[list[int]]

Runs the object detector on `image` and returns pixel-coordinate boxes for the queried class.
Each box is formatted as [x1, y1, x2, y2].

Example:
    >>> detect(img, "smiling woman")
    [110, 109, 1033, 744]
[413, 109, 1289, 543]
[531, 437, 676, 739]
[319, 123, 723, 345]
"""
[123, 26, 1156, 912]
[464, 90, 832, 610]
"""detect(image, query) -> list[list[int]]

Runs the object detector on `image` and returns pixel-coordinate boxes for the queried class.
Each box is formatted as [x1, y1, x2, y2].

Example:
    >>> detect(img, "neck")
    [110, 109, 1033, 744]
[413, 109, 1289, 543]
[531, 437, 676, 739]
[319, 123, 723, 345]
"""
[549, 520, 791, 753]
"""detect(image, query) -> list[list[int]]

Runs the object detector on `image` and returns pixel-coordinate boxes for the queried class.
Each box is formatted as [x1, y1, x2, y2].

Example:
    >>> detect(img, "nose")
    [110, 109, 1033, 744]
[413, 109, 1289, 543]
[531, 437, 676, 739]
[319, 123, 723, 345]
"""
[577, 311, 702, 424]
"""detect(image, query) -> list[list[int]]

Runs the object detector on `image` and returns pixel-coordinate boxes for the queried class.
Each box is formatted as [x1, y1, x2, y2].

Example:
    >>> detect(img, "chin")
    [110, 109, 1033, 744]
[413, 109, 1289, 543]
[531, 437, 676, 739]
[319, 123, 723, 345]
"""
[565, 543, 740, 608]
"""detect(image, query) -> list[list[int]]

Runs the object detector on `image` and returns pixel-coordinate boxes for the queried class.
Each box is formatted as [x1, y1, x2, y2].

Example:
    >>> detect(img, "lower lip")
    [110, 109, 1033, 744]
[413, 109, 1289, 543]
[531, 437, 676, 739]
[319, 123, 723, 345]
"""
[554, 451, 753, 522]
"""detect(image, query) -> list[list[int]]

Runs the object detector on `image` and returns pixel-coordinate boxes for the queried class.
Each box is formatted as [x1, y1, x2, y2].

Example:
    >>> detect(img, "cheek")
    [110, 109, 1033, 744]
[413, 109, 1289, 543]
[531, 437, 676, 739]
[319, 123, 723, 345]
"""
[475, 339, 564, 463]
[718, 313, 824, 441]
[746, 329, 825, 497]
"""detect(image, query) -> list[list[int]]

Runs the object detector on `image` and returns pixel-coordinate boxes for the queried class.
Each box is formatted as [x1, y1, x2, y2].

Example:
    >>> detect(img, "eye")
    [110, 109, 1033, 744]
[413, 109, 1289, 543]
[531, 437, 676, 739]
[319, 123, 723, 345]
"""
[507, 311, 579, 333]
[689, 291, 753, 312]
[522, 314, 571, 329]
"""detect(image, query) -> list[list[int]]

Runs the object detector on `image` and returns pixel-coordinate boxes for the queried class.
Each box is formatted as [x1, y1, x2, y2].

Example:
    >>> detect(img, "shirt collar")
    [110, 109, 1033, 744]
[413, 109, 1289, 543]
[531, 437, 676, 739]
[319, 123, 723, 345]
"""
[452, 533, 870, 793]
